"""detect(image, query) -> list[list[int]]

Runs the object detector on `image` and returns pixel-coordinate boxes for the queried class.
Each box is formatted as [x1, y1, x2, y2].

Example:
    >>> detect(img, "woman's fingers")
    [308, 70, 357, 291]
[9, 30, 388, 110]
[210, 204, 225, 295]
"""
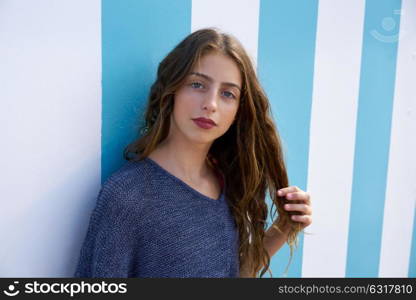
[277, 186, 313, 228]
[285, 192, 311, 205]
[277, 185, 301, 196]
[290, 214, 312, 227]
[278, 187, 311, 205]
[284, 203, 312, 215]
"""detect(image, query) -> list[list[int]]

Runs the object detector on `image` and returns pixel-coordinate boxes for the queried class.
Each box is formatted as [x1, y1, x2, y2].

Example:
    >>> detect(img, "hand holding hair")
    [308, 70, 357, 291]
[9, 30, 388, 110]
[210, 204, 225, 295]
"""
[278, 186, 312, 229]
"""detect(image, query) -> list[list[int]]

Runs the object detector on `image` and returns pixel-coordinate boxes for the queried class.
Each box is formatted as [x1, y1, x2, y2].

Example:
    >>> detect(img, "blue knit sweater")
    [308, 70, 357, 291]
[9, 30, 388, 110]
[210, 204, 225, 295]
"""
[74, 157, 240, 278]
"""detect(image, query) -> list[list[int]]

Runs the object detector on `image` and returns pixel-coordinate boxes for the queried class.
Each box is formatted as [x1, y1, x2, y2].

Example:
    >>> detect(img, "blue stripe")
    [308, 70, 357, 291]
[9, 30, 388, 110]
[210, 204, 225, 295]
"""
[409, 204, 416, 277]
[258, 0, 319, 278]
[346, 0, 402, 277]
[101, 0, 191, 182]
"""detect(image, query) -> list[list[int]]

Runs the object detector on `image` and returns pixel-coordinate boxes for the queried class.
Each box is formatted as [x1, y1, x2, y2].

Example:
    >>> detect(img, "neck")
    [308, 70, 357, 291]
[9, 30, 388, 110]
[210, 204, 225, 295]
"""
[148, 134, 213, 184]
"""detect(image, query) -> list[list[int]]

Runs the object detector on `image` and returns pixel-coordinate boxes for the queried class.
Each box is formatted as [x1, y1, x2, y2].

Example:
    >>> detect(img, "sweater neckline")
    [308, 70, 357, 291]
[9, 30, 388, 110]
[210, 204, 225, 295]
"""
[144, 157, 225, 203]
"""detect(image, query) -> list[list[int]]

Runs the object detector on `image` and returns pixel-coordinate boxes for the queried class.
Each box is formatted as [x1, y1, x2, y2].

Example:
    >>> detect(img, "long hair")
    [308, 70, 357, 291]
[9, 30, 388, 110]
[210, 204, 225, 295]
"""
[124, 28, 303, 277]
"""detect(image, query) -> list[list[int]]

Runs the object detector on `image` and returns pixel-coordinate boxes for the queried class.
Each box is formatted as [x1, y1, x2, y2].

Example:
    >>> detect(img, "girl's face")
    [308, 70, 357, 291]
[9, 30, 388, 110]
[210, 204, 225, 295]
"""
[170, 51, 242, 145]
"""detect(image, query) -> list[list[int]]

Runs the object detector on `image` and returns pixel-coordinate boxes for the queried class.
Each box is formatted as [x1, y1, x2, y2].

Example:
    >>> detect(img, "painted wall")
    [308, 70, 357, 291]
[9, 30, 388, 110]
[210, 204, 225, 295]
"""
[0, 0, 414, 277]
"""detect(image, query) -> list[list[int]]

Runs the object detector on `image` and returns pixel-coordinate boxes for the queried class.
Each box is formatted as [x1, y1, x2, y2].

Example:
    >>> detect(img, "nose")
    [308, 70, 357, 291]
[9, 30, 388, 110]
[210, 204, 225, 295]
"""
[201, 88, 218, 112]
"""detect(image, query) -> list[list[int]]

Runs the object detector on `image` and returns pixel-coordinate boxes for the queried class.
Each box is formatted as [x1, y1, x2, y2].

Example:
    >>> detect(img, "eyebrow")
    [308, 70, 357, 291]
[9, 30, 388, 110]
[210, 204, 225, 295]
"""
[189, 72, 241, 92]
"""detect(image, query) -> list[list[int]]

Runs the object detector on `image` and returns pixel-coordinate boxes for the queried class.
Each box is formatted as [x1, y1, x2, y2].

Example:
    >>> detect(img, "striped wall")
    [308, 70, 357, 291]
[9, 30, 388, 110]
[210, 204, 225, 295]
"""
[258, 0, 319, 277]
[0, 0, 102, 277]
[0, 0, 414, 278]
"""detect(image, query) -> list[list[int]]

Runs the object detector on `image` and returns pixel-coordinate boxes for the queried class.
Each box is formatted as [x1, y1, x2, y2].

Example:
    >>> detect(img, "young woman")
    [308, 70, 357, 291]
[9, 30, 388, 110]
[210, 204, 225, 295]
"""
[74, 28, 312, 278]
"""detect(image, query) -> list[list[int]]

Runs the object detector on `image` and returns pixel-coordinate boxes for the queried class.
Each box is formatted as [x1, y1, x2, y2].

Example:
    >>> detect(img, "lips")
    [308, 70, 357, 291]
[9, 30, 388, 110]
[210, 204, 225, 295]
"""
[192, 117, 217, 129]
[192, 117, 216, 126]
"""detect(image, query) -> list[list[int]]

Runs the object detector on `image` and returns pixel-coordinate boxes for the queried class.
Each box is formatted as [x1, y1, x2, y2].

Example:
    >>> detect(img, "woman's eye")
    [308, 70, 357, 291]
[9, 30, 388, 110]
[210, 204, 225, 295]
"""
[190, 82, 204, 89]
[222, 91, 235, 99]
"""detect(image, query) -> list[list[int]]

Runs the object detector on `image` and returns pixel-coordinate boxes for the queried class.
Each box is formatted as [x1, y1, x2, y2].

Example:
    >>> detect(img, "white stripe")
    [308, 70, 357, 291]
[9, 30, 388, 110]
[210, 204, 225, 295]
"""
[191, 0, 260, 67]
[302, 0, 365, 277]
[379, 0, 416, 277]
[0, 0, 101, 276]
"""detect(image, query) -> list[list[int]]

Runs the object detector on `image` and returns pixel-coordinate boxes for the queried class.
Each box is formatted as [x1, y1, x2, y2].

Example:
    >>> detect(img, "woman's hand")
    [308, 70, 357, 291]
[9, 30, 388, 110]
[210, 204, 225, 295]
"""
[278, 186, 312, 229]
[263, 185, 312, 259]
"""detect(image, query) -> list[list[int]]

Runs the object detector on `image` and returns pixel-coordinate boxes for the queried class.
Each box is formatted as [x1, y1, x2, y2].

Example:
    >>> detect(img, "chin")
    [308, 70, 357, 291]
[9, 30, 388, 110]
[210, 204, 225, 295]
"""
[191, 137, 216, 145]
[186, 132, 217, 145]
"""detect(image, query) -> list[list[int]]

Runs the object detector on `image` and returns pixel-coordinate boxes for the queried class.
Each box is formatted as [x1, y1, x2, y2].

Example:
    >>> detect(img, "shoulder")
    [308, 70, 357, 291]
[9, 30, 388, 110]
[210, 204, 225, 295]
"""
[96, 158, 152, 211]
[104, 158, 150, 188]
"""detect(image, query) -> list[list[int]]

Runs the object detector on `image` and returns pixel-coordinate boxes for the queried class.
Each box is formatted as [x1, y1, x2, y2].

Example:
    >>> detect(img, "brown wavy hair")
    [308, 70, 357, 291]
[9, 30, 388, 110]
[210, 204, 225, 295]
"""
[123, 28, 303, 277]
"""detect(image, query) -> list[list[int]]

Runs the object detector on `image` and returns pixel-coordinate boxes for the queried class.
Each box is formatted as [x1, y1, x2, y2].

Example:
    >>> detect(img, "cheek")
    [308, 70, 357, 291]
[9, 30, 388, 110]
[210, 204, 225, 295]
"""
[172, 92, 202, 130]
[219, 104, 238, 128]
[224, 102, 239, 120]
[173, 92, 194, 116]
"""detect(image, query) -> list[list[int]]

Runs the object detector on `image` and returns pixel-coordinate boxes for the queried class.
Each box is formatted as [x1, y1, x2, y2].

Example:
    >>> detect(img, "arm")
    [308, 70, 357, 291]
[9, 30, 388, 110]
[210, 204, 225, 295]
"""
[263, 222, 290, 258]
[239, 223, 289, 278]
[265, 185, 312, 258]
[239, 186, 312, 278]
[74, 183, 138, 278]
[241, 186, 312, 278]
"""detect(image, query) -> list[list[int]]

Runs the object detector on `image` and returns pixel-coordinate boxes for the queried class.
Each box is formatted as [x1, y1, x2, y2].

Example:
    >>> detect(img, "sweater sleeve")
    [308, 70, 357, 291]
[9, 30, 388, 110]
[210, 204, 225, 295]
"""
[74, 180, 139, 278]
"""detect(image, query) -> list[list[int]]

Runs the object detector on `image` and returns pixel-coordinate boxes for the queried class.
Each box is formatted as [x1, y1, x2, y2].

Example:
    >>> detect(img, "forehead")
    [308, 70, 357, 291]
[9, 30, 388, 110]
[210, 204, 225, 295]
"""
[191, 52, 242, 86]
